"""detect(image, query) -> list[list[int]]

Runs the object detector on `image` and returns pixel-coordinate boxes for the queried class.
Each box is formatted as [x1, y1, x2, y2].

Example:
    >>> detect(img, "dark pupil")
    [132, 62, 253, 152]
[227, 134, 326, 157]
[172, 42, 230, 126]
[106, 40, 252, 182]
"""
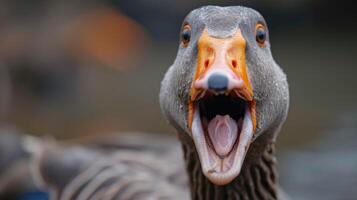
[182, 30, 190, 42]
[256, 29, 266, 43]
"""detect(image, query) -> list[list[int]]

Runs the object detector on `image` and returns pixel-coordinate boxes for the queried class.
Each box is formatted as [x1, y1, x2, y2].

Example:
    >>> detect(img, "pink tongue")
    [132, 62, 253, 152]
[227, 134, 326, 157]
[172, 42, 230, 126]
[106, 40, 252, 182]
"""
[207, 115, 238, 157]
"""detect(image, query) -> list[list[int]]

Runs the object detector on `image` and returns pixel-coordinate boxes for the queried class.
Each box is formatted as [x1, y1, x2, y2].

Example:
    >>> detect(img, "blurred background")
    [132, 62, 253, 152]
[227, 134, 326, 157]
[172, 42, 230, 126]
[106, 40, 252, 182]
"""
[0, 0, 356, 199]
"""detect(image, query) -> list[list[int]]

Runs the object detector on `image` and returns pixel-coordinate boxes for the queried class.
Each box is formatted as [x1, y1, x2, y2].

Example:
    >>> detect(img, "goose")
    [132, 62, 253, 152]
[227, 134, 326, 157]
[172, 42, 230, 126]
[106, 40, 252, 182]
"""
[0, 5, 289, 200]
[160, 5, 289, 199]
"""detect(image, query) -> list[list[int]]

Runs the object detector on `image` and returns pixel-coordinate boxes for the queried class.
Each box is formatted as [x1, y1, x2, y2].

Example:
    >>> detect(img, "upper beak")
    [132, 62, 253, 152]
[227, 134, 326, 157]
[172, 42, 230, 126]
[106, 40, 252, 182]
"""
[191, 28, 253, 102]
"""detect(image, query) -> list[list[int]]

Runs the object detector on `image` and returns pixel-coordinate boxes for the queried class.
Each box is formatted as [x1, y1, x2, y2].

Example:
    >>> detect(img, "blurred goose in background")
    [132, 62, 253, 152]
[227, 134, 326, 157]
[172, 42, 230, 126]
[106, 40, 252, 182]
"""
[0, 6, 291, 200]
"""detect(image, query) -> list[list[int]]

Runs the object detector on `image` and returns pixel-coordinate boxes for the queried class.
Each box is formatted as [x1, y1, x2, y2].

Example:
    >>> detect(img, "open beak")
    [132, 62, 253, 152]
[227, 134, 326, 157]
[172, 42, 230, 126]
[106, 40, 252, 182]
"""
[188, 28, 256, 185]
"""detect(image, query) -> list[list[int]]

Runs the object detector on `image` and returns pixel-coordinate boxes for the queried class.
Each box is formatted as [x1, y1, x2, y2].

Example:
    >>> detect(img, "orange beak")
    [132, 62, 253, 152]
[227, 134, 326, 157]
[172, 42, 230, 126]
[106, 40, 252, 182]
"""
[188, 28, 256, 131]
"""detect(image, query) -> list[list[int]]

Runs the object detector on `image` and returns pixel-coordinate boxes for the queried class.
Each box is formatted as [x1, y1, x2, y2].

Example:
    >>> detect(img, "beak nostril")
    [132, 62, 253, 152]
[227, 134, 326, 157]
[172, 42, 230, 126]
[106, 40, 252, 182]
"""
[204, 60, 210, 68]
[232, 60, 237, 68]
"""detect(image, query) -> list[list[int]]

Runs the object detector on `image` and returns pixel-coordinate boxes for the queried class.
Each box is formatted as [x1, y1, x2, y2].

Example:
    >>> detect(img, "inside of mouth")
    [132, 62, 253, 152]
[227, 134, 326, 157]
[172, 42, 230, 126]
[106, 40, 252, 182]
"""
[198, 92, 247, 157]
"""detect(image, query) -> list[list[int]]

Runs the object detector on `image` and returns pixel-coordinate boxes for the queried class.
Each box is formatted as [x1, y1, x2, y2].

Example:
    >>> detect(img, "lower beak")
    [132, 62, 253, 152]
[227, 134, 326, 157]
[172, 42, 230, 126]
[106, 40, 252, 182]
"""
[192, 103, 254, 185]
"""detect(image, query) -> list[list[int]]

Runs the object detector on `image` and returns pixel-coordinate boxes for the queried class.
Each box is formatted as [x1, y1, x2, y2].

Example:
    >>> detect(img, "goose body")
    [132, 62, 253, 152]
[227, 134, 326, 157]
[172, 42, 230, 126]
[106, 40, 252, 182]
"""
[33, 133, 188, 200]
[1, 132, 189, 200]
[0, 5, 290, 200]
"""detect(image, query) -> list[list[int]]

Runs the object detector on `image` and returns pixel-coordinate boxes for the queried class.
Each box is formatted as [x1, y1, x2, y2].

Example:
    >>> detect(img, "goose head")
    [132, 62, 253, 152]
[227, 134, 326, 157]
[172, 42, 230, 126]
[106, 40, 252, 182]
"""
[160, 6, 289, 186]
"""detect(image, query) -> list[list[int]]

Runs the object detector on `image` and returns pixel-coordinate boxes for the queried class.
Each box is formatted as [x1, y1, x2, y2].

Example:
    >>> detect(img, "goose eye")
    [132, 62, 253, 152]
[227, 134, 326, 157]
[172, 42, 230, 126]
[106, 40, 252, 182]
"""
[181, 24, 191, 47]
[255, 24, 266, 47]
